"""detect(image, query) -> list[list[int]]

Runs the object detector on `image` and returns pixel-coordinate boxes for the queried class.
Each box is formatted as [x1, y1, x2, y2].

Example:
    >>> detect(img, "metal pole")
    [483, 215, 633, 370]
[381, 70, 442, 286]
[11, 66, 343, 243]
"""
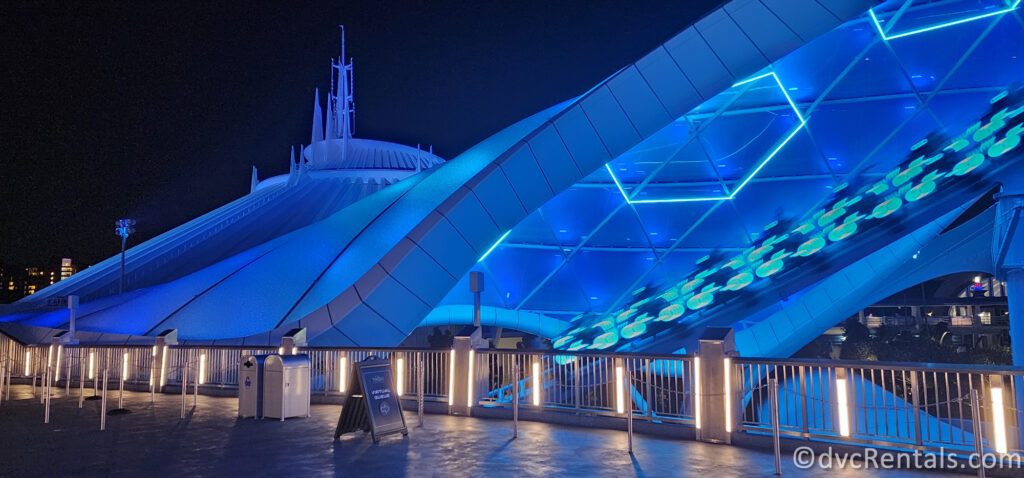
[40, 361, 47, 405]
[5, 353, 10, 401]
[0, 358, 5, 408]
[118, 362, 125, 409]
[100, 368, 108, 431]
[770, 378, 782, 476]
[79, 349, 85, 408]
[971, 389, 986, 478]
[513, 363, 519, 439]
[627, 370, 633, 454]
[150, 350, 156, 403]
[65, 354, 71, 396]
[181, 360, 188, 419]
[417, 353, 424, 427]
[119, 235, 126, 295]
[32, 350, 38, 396]
[193, 358, 198, 408]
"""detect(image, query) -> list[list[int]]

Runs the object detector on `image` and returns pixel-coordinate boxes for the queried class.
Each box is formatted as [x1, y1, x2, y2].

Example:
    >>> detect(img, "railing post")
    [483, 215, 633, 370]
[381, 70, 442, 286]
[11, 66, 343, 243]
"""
[697, 328, 737, 444]
[513, 363, 519, 439]
[971, 389, 986, 478]
[770, 378, 781, 476]
[31, 349, 38, 396]
[150, 346, 156, 403]
[100, 367, 108, 431]
[181, 359, 188, 419]
[65, 353, 71, 396]
[450, 337, 472, 416]
[43, 361, 51, 423]
[78, 349, 85, 409]
[0, 357, 5, 408]
[627, 370, 634, 454]
[798, 365, 809, 439]
[644, 358, 653, 418]
[573, 356, 581, 411]
[910, 370, 922, 448]
[417, 352, 424, 427]
[118, 353, 125, 410]
[193, 354, 199, 408]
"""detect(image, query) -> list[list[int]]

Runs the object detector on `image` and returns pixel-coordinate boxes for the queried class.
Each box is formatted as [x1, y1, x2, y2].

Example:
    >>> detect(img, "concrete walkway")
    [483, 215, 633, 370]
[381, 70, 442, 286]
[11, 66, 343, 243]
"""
[0, 385, 945, 477]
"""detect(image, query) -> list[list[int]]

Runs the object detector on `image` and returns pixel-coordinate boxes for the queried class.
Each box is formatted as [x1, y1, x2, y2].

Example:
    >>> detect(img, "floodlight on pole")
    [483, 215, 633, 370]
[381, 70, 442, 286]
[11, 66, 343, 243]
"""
[115, 219, 136, 294]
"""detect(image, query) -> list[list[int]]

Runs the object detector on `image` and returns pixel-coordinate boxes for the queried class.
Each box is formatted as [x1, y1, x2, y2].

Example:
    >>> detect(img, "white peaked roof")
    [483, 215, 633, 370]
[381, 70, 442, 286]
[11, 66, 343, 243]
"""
[303, 138, 444, 171]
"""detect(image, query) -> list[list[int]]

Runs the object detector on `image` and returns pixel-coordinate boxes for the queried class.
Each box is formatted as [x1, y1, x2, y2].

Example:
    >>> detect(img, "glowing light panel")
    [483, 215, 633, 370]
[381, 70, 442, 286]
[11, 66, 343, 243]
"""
[465, 352, 472, 407]
[478, 230, 511, 262]
[694, 357, 701, 429]
[724, 358, 732, 433]
[339, 356, 348, 393]
[532, 361, 541, 406]
[615, 365, 625, 414]
[837, 377, 851, 437]
[869, 1, 1021, 41]
[448, 349, 455, 406]
[198, 353, 206, 385]
[992, 386, 1008, 454]
[605, 72, 806, 204]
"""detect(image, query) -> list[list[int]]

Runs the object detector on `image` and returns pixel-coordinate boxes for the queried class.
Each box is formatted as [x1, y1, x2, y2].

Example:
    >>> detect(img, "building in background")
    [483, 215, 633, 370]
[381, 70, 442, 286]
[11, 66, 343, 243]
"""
[0, 259, 77, 303]
[60, 258, 75, 281]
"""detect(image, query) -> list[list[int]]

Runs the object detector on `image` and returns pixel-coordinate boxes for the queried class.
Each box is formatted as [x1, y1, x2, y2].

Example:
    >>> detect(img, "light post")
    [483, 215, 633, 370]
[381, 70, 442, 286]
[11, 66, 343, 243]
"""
[115, 219, 136, 294]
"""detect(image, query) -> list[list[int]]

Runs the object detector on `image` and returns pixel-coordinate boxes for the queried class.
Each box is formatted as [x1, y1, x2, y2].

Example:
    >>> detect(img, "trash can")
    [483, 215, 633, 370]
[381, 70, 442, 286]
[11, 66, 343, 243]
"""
[263, 354, 311, 421]
[238, 354, 270, 418]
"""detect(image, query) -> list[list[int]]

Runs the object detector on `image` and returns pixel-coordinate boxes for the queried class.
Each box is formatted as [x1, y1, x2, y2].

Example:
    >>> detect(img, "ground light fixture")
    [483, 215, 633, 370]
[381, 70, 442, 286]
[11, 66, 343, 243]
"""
[836, 375, 851, 437]
[198, 354, 206, 385]
[991, 385, 1008, 454]
[339, 356, 347, 393]
[107, 352, 133, 415]
[448, 349, 455, 406]
[615, 366, 625, 414]
[724, 358, 731, 433]
[397, 357, 405, 397]
[532, 361, 541, 406]
[465, 352, 472, 408]
[694, 357, 701, 430]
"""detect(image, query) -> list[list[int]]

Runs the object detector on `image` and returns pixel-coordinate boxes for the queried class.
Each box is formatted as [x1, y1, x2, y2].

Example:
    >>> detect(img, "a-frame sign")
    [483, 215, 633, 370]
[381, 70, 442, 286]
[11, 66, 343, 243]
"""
[334, 356, 408, 443]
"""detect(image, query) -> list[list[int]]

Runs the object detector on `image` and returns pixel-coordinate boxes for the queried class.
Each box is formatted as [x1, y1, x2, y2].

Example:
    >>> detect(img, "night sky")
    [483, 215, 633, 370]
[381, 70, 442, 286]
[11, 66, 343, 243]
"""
[1, 1, 721, 269]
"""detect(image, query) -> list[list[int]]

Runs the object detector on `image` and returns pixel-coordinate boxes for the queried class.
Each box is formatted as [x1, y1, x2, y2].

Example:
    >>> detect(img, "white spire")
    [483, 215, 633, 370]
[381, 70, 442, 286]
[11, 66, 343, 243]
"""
[287, 146, 298, 186]
[334, 25, 355, 141]
[311, 88, 324, 143]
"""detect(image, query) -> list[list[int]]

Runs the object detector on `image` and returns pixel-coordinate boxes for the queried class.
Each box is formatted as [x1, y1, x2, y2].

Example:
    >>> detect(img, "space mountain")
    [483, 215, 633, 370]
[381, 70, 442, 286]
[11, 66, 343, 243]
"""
[2, 0, 1024, 360]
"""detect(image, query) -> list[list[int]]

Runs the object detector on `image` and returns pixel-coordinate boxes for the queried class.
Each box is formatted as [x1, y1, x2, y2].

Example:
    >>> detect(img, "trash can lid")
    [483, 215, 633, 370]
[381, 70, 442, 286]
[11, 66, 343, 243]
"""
[264, 354, 310, 371]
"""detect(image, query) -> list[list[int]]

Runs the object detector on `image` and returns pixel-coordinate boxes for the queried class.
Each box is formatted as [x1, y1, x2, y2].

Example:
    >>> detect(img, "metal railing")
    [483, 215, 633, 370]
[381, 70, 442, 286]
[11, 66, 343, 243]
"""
[475, 351, 696, 423]
[7, 333, 1024, 462]
[736, 357, 1024, 456]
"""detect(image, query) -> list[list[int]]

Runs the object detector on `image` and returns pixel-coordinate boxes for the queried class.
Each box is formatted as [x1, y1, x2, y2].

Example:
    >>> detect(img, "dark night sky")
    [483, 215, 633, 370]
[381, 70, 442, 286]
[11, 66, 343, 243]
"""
[0, 1, 721, 269]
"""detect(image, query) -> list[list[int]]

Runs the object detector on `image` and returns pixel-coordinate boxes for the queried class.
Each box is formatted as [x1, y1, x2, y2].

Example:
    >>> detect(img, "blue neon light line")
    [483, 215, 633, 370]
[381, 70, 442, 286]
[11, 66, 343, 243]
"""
[869, 1, 1020, 40]
[606, 71, 806, 204]
[478, 230, 511, 261]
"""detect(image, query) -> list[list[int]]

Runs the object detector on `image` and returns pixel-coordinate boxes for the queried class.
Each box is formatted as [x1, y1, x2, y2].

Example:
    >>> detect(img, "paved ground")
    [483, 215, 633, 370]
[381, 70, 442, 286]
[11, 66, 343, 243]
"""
[0, 384, 950, 477]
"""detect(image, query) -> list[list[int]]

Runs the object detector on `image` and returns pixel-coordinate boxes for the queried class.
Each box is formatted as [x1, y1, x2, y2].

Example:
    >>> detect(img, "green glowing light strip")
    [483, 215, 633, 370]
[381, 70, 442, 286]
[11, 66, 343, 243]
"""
[869, 1, 1021, 41]
[606, 71, 806, 204]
